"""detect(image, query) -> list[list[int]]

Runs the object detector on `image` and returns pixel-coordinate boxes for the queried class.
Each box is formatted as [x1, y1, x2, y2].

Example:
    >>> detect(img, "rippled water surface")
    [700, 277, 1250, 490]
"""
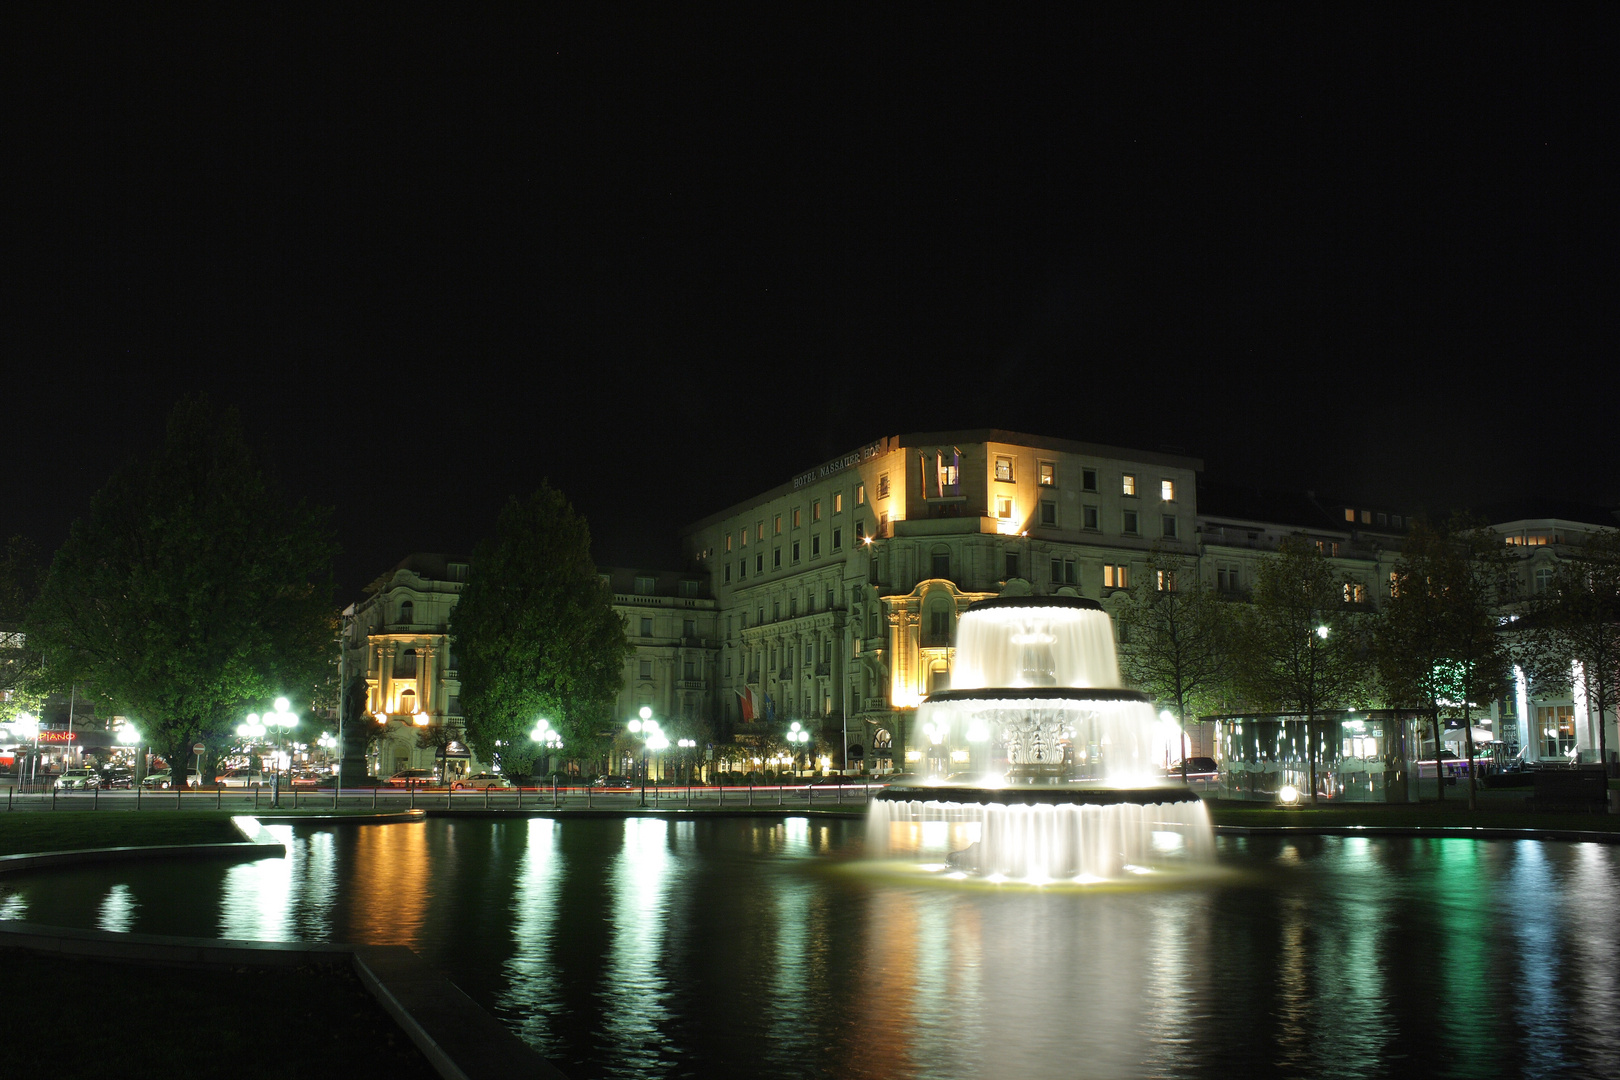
[4, 817, 1619, 1080]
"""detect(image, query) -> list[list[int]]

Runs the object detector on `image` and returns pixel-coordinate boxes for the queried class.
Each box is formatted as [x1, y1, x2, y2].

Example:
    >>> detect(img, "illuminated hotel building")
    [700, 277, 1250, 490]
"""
[681, 430, 1203, 769]
[345, 555, 718, 779]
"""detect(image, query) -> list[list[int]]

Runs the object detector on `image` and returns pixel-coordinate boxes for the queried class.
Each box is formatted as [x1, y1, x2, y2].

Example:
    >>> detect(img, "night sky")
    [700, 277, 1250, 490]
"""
[8, 8, 1617, 595]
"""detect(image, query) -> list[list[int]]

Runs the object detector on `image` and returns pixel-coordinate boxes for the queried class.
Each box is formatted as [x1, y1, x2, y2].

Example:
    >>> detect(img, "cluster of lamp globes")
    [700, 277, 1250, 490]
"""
[531, 717, 564, 749]
[629, 706, 669, 750]
[237, 697, 298, 741]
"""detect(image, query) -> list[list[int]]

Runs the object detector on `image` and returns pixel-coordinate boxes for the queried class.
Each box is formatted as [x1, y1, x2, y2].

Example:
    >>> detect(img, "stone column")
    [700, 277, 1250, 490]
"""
[418, 644, 434, 717]
[377, 643, 393, 716]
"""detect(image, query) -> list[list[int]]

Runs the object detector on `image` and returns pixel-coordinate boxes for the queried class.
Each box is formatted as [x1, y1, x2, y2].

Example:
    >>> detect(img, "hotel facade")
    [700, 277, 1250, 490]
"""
[344, 431, 1617, 782]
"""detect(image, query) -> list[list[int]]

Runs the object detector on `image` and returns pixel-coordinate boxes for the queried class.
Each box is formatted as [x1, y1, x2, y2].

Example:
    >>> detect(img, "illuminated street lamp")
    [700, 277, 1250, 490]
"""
[531, 717, 564, 777]
[14, 712, 39, 787]
[628, 707, 668, 807]
[676, 737, 696, 784]
[787, 721, 811, 776]
[250, 696, 298, 807]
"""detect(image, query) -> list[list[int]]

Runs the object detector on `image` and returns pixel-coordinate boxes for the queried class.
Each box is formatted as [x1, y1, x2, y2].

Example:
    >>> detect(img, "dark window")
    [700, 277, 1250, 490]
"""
[1041, 501, 1057, 526]
[932, 552, 950, 579]
[1005, 552, 1020, 579]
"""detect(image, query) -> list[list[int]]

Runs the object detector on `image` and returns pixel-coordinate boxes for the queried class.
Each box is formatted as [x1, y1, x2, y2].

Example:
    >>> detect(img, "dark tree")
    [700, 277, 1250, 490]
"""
[0, 535, 45, 719]
[1115, 547, 1234, 778]
[451, 483, 631, 778]
[24, 399, 337, 786]
[1233, 534, 1373, 804]
[1376, 517, 1514, 808]
[1519, 529, 1620, 775]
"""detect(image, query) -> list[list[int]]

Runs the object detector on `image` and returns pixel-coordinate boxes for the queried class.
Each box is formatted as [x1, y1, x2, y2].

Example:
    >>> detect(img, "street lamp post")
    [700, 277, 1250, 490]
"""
[14, 712, 39, 789]
[787, 721, 810, 776]
[628, 706, 668, 807]
[531, 717, 564, 781]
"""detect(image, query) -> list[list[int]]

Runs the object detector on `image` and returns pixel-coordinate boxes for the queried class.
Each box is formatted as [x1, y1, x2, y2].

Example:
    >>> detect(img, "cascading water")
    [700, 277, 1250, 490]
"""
[867, 596, 1214, 881]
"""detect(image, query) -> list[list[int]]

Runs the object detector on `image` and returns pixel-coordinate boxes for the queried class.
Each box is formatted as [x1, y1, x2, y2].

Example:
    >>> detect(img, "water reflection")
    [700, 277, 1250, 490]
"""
[97, 883, 134, 933]
[3, 821, 1620, 1079]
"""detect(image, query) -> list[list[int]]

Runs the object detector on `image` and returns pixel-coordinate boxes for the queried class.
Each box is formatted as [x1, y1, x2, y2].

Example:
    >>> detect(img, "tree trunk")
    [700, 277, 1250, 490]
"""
[163, 738, 190, 789]
[1463, 701, 1477, 811]
[1431, 710, 1445, 803]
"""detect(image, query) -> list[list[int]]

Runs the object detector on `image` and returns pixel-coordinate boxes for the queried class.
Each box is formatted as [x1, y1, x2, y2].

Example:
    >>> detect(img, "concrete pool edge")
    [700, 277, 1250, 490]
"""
[1215, 824, 1620, 843]
[0, 919, 569, 1080]
[0, 813, 287, 876]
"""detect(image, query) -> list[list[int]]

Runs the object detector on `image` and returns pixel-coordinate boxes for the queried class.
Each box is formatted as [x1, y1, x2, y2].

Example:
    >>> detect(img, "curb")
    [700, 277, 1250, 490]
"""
[1214, 824, 1620, 844]
[0, 814, 285, 876]
[0, 920, 569, 1080]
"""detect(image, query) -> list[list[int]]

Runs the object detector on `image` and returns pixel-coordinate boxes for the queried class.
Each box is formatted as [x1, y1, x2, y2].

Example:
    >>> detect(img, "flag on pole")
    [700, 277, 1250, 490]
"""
[737, 687, 755, 723]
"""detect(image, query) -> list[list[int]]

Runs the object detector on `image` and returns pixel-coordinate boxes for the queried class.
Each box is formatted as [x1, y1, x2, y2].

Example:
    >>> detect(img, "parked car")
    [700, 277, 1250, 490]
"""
[217, 769, 268, 788]
[54, 769, 100, 790]
[99, 768, 134, 789]
[1168, 757, 1219, 779]
[450, 772, 513, 791]
[389, 768, 435, 788]
[140, 770, 201, 790]
[592, 775, 634, 789]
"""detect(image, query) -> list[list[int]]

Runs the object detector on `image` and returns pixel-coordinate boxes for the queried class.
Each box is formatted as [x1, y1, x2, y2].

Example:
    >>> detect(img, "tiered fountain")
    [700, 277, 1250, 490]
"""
[868, 596, 1214, 881]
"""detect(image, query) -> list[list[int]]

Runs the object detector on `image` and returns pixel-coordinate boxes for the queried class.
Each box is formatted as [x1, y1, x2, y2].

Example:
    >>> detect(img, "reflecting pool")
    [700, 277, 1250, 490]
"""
[3, 817, 1618, 1080]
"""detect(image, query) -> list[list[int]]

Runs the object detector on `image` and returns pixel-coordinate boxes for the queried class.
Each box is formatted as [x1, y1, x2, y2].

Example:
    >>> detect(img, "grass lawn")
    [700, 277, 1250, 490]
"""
[1, 949, 439, 1079]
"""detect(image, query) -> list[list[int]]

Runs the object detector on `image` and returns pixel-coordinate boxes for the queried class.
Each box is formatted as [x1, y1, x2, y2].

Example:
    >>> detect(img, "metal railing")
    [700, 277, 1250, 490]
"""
[0, 779, 883, 813]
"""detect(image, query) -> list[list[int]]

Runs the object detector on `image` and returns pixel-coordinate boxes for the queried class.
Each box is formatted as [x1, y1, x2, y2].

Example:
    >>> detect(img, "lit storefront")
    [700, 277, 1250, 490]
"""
[1205, 710, 1428, 802]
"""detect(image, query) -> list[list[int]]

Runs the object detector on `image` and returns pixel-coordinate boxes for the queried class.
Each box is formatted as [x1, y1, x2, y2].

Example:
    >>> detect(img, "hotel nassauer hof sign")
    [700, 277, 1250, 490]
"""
[792, 440, 884, 490]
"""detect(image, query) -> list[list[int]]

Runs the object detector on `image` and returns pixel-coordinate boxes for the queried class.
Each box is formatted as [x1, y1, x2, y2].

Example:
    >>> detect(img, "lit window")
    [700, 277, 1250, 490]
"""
[812, 500, 821, 521]
[757, 522, 764, 541]
[1343, 582, 1367, 604]
[725, 534, 732, 552]
[1389, 571, 1399, 598]
[1041, 501, 1057, 526]
[1123, 510, 1139, 535]
[1122, 474, 1136, 496]
[1161, 479, 1175, 501]
[856, 484, 864, 505]
[1039, 461, 1055, 486]
[1157, 569, 1175, 592]
[775, 515, 782, 535]
[1105, 564, 1129, 590]
[995, 456, 1014, 482]
[1162, 514, 1177, 539]
[1083, 505, 1099, 530]
[1345, 508, 1355, 522]
[1360, 510, 1372, 524]
[741, 529, 747, 547]
[996, 496, 1014, 519]
[1082, 468, 1098, 492]
[834, 493, 843, 513]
